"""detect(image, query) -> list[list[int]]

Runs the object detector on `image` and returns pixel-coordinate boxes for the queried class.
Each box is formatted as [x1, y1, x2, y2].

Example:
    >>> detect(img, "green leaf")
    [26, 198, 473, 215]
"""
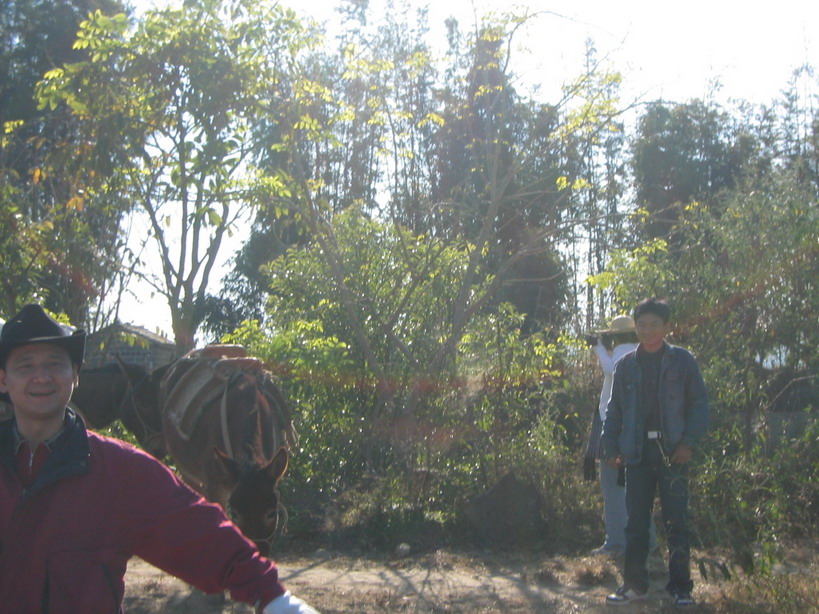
[206, 208, 223, 226]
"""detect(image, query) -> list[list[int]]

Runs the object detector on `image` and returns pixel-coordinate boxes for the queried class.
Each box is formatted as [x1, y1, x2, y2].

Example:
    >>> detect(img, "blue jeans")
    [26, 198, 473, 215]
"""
[624, 438, 693, 595]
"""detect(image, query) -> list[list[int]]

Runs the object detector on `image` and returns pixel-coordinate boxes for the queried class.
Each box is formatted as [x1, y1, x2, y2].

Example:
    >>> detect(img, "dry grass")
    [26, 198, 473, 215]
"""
[123, 539, 818, 613]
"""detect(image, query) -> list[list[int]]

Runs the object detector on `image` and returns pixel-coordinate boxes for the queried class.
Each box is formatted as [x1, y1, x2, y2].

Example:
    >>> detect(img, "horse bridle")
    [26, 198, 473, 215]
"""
[114, 360, 158, 446]
[224, 500, 289, 554]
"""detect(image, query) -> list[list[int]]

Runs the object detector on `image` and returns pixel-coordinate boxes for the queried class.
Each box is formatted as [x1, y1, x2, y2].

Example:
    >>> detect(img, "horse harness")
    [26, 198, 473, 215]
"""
[112, 361, 161, 450]
[164, 356, 259, 456]
[160, 346, 298, 547]
[161, 352, 298, 459]
[223, 499, 289, 553]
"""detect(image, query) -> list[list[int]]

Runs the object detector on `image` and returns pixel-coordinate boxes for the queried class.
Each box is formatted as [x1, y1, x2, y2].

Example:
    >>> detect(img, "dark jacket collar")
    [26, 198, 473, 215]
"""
[637, 339, 674, 356]
[1, 409, 91, 499]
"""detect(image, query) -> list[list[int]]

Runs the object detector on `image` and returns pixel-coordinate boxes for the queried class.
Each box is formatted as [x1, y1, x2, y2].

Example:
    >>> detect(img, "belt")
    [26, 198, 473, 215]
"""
[647, 430, 662, 440]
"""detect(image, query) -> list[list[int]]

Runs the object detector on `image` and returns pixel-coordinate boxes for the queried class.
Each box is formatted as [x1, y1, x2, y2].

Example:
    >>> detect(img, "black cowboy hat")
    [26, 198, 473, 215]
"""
[0, 304, 85, 369]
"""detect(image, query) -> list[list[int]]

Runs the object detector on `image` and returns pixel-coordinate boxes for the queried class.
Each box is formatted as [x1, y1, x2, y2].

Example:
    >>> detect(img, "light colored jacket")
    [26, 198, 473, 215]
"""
[595, 340, 639, 421]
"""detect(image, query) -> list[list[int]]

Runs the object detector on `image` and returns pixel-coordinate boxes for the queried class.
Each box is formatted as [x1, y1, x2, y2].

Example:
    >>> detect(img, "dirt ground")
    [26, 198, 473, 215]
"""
[123, 540, 818, 613]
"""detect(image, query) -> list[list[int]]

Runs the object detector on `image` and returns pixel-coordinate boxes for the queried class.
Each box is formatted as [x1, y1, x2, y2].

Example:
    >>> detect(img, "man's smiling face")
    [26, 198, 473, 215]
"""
[0, 343, 79, 426]
[635, 313, 668, 353]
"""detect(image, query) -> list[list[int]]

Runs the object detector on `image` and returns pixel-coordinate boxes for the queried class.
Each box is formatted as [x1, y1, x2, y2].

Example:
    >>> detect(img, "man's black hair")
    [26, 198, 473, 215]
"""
[633, 298, 671, 323]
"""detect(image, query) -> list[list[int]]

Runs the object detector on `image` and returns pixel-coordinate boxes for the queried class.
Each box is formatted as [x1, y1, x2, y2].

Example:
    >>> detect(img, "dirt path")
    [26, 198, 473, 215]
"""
[122, 547, 758, 613]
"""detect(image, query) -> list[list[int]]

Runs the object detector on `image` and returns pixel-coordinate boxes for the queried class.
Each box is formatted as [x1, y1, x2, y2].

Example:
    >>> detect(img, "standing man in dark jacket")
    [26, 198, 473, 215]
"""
[0, 304, 319, 614]
[602, 299, 709, 607]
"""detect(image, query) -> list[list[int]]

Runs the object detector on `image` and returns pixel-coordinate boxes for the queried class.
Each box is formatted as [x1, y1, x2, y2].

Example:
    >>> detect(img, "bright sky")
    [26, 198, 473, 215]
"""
[122, 0, 818, 340]
[301, 0, 818, 105]
[130, 0, 819, 105]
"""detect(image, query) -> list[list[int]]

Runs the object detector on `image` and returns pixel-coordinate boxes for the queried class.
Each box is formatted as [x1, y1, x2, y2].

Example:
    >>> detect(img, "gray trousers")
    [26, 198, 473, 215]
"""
[600, 461, 657, 552]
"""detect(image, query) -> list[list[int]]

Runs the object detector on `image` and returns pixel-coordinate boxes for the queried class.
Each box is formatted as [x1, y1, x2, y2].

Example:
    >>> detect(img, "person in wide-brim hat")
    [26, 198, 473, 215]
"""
[0, 304, 85, 369]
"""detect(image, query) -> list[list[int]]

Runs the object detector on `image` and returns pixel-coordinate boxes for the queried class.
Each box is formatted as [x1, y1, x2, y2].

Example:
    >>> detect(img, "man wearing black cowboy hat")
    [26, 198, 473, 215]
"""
[0, 305, 86, 445]
[0, 304, 319, 613]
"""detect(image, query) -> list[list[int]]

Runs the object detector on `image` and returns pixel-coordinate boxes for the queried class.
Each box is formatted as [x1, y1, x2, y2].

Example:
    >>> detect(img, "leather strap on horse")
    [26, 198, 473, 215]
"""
[163, 358, 229, 441]
[162, 349, 297, 457]
[218, 369, 247, 459]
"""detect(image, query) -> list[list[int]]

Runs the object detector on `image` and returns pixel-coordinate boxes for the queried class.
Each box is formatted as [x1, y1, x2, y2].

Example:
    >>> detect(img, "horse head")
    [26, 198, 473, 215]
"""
[212, 446, 289, 557]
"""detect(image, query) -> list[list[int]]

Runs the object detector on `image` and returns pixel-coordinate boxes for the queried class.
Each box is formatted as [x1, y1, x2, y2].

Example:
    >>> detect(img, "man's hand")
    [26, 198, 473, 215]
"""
[670, 443, 693, 464]
[605, 454, 623, 469]
[263, 591, 320, 614]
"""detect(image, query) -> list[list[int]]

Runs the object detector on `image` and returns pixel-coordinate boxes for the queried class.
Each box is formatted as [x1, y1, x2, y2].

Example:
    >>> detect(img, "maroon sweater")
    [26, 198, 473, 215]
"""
[0, 411, 285, 613]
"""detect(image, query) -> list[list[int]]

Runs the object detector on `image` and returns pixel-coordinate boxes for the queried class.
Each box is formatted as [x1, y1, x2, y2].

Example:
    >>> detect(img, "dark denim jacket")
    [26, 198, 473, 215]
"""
[602, 342, 709, 464]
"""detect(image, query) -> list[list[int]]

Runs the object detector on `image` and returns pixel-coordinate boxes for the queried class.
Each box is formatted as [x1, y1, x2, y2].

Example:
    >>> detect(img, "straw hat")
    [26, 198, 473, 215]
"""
[595, 314, 635, 335]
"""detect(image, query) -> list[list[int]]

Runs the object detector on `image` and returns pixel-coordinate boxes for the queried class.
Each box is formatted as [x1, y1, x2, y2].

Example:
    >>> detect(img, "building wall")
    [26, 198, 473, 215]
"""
[85, 324, 178, 370]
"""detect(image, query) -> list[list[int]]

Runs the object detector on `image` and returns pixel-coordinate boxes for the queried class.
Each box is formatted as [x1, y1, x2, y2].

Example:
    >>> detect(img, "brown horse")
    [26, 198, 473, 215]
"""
[70, 360, 168, 459]
[159, 352, 297, 556]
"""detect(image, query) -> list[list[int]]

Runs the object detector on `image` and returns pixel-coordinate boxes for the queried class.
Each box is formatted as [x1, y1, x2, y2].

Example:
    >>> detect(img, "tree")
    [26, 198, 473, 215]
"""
[776, 65, 819, 193]
[36, 0, 315, 348]
[226, 207, 562, 501]
[226, 5, 607, 342]
[553, 40, 628, 329]
[210, 0, 406, 329]
[218, 6, 633, 489]
[0, 0, 125, 322]
[630, 99, 754, 240]
[428, 14, 571, 336]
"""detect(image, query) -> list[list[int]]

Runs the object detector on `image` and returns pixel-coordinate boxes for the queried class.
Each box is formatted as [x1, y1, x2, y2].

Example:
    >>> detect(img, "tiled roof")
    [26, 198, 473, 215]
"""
[88, 322, 175, 346]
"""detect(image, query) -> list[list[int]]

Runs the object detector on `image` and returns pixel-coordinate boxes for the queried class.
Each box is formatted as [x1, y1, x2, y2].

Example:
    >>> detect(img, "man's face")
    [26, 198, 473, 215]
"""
[0, 344, 78, 424]
[635, 313, 668, 352]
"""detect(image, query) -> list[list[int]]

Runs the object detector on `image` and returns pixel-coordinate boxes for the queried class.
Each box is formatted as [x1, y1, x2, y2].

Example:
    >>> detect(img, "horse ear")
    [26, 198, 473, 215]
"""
[213, 447, 241, 483]
[265, 447, 288, 483]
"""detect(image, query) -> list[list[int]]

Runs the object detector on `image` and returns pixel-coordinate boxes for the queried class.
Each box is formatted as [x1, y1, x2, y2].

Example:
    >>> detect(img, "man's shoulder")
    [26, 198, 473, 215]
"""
[86, 429, 136, 449]
[666, 343, 699, 363]
[86, 430, 166, 471]
[614, 348, 639, 367]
